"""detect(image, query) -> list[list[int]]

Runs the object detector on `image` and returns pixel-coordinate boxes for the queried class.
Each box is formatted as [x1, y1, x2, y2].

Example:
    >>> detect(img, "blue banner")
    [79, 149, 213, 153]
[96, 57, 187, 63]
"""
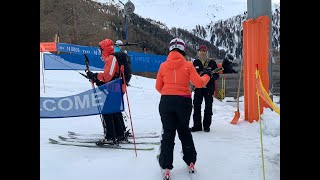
[40, 79, 124, 118]
[43, 43, 168, 72]
[43, 53, 103, 71]
[56, 43, 101, 55]
[127, 51, 167, 72]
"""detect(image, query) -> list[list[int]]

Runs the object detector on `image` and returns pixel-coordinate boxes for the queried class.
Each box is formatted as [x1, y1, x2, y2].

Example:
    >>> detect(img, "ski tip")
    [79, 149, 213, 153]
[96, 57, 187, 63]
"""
[58, 136, 67, 140]
[67, 134, 77, 139]
[48, 138, 58, 144]
[68, 131, 76, 135]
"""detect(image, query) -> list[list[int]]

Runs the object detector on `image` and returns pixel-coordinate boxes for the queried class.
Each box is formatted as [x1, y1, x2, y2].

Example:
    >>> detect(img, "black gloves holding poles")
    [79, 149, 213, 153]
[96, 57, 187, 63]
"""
[86, 71, 98, 83]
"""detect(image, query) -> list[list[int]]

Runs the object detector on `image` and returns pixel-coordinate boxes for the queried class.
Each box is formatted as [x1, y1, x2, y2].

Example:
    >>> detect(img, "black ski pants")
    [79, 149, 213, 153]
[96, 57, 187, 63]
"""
[158, 95, 197, 170]
[192, 88, 213, 129]
[103, 112, 126, 140]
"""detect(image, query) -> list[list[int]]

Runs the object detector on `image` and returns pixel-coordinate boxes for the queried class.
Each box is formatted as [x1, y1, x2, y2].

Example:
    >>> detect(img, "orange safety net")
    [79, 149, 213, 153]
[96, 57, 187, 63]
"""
[243, 16, 270, 123]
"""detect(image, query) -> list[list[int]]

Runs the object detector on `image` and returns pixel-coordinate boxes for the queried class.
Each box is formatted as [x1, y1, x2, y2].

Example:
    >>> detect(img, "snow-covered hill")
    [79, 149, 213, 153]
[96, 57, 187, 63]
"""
[97, 0, 280, 58]
[191, 3, 280, 58]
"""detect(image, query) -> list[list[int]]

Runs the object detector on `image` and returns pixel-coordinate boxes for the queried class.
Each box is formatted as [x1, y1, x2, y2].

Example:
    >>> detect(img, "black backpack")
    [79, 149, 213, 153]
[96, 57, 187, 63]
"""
[113, 52, 132, 85]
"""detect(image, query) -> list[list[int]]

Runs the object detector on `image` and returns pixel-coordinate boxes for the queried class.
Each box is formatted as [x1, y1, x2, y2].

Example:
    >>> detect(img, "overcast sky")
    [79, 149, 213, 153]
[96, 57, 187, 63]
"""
[98, 0, 280, 30]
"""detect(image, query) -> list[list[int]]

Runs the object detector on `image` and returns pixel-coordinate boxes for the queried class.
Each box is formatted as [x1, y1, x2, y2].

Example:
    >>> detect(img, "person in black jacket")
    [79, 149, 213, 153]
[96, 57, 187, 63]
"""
[190, 45, 219, 132]
[222, 54, 237, 73]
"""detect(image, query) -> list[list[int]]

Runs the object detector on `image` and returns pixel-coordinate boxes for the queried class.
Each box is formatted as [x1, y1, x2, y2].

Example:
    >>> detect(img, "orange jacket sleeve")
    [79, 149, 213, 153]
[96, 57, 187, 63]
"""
[155, 64, 164, 93]
[189, 64, 210, 88]
[97, 55, 119, 83]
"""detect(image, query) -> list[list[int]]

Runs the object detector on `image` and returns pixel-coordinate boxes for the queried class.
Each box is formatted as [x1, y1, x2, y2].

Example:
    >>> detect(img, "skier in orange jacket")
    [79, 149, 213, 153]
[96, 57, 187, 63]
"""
[86, 38, 128, 141]
[155, 37, 214, 176]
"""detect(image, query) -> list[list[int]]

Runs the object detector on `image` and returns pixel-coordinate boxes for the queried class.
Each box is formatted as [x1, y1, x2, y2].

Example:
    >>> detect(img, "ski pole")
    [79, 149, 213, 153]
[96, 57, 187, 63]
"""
[116, 41, 147, 47]
[84, 54, 107, 137]
[46, 53, 88, 78]
[256, 64, 265, 180]
[41, 52, 46, 93]
[120, 65, 137, 157]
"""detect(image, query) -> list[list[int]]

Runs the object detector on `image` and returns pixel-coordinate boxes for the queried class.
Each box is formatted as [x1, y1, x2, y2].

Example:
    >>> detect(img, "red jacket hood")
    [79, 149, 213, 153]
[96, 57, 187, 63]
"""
[99, 39, 114, 59]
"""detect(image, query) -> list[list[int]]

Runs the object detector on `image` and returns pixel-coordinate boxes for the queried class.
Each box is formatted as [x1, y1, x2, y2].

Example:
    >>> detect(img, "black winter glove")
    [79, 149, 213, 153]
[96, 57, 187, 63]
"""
[95, 80, 105, 86]
[202, 69, 213, 78]
[86, 71, 99, 83]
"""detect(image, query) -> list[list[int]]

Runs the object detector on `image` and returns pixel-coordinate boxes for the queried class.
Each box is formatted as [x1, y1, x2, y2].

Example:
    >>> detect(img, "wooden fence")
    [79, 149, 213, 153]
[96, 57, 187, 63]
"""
[132, 62, 280, 99]
[215, 63, 280, 99]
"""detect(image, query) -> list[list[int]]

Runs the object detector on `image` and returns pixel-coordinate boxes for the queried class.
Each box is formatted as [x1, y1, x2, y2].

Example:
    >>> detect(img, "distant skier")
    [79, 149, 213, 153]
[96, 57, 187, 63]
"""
[114, 40, 124, 53]
[114, 39, 132, 86]
[222, 54, 237, 74]
[155, 37, 213, 179]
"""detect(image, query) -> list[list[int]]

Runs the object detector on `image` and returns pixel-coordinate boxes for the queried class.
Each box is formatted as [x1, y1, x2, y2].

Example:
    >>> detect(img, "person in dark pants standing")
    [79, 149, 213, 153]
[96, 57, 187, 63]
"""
[155, 38, 213, 178]
[190, 45, 219, 132]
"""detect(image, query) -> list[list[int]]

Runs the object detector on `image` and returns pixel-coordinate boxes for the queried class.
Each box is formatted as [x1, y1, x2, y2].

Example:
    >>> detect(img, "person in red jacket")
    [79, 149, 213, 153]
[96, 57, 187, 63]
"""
[155, 37, 213, 177]
[86, 38, 127, 142]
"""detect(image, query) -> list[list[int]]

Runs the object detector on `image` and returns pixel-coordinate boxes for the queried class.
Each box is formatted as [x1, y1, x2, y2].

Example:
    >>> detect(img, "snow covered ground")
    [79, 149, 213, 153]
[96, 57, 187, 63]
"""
[40, 57, 280, 180]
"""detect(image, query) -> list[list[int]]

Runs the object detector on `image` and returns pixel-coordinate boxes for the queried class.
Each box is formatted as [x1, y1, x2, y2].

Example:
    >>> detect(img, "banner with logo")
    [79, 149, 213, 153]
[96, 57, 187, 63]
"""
[40, 79, 124, 118]
[43, 53, 104, 71]
[56, 43, 100, 55]
[42, 43, 167, 72]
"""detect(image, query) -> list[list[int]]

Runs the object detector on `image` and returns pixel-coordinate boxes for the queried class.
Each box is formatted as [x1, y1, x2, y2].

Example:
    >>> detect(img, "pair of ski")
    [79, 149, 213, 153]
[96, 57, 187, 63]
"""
[68, 131, 160, 139]
[49, 131, 160, 151]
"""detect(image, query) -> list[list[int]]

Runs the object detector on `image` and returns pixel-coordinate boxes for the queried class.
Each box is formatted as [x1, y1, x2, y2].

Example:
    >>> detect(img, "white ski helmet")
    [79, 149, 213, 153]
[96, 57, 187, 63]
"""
[169, 38, 186, 52]
[115, 40, 123, 46]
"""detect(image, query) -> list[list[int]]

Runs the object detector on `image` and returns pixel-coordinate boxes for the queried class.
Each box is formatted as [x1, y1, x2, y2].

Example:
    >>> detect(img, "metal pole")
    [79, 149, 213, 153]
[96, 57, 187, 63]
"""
[118, 0, 124, 5]
[125, 16, 129, 42]
[120, 0, 135, 42]
[247, 0, 273, 101]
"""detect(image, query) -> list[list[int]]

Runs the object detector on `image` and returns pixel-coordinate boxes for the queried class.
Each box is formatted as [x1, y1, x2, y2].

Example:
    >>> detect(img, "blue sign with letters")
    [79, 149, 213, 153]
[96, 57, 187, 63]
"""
[56, 43, 101, 55]
[127, 51, 167, 72]
[43, 43, 168, 72]
[43, 53, 104, 71]
[40, 79, 124, 118]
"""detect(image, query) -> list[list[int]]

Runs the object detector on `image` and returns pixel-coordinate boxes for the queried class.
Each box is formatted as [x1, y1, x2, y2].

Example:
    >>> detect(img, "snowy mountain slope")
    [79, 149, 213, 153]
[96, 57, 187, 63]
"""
[96, 0, 280, 58]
